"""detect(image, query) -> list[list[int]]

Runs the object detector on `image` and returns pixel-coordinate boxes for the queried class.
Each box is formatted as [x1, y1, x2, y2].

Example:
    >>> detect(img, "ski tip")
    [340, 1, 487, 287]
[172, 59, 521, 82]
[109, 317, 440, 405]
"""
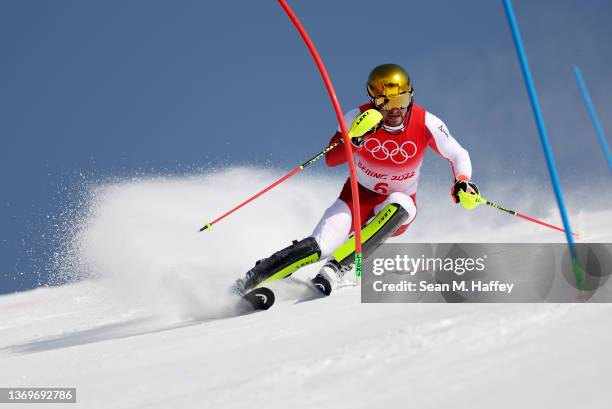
[243, 287, 275, 310]
[311, 276, 332, 296]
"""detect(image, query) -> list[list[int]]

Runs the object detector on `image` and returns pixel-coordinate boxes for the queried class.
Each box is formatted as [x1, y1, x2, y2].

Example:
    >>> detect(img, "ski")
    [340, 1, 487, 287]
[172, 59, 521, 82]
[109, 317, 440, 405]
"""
[242, 287, 275, 310]
[311, 275, 332, 296]
[239, 278, 332, 312]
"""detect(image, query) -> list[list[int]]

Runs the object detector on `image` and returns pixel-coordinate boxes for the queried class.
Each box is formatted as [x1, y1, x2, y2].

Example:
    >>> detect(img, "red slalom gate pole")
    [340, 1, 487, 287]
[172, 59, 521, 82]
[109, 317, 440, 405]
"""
[277, 0, 364, 281]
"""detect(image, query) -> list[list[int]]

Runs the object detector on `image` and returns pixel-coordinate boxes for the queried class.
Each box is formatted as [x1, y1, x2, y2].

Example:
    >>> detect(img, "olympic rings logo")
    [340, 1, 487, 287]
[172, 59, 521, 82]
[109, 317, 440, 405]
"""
[363, 138, 418, 164]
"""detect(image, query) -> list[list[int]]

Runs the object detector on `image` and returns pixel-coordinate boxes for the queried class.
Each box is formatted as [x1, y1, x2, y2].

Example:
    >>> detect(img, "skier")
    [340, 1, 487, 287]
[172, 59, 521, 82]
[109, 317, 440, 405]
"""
[233, 63, 478, 297]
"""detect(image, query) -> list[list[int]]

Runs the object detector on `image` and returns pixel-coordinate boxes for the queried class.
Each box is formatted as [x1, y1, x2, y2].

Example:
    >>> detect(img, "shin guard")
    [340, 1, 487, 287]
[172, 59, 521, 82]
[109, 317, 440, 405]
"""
[332, 203, 409, 270]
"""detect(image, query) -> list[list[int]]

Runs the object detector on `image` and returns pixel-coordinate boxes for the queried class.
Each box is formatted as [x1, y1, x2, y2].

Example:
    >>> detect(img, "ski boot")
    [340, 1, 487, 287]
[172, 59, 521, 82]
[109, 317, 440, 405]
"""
[311, 260, 352, 296]
[232, 237, 321, 310]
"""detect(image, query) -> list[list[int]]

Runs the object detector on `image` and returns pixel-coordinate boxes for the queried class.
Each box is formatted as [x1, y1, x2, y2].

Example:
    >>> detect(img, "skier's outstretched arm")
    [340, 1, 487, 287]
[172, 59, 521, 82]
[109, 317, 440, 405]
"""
[425, 112, 472, 181]
[425, 112, 480, 204]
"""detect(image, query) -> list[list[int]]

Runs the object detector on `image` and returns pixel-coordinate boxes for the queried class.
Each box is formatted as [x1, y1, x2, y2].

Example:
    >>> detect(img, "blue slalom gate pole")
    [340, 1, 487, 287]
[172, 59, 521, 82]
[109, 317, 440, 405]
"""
[502, 0, 584, 290]
[574, 66, 612, 175]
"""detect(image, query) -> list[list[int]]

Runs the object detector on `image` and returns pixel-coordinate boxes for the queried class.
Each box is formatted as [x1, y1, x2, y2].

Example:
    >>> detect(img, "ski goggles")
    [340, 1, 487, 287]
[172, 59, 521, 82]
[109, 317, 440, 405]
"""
[371, 92, 412, 111]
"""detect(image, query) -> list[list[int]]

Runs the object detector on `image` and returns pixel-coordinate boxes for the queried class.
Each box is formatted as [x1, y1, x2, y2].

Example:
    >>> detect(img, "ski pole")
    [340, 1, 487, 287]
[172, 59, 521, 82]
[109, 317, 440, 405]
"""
[199, 142, 339, 232]
[199, 110, 382, 232]
[457, 191, 581, 238]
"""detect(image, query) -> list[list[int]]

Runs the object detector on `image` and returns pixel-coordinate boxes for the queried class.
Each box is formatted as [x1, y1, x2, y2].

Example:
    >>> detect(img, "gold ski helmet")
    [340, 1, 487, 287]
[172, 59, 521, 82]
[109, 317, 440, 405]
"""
[366, 64, 413, 111]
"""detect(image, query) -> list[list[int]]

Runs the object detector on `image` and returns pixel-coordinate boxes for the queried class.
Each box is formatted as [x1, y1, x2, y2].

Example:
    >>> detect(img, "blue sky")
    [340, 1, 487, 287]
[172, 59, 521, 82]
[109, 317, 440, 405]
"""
[1, 0, 611, 294]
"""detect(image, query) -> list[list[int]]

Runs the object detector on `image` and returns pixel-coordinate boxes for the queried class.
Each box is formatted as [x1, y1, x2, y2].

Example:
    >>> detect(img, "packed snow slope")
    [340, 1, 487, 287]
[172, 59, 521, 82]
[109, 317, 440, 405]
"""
[1, 167, 612, 409]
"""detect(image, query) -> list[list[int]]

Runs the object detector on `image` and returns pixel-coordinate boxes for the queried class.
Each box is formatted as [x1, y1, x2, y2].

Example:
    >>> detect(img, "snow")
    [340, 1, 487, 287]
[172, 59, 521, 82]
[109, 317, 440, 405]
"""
[1, 168, 612, 408]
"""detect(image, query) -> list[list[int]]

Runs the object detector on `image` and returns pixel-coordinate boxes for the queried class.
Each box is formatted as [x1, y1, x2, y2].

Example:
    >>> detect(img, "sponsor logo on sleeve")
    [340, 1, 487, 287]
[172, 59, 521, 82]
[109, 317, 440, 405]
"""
[438, 124, 450, 138]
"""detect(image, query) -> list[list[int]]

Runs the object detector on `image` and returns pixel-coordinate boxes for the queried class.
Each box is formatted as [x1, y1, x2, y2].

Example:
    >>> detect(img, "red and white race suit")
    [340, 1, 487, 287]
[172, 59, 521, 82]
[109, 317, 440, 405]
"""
[310, 102, 472, 258]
